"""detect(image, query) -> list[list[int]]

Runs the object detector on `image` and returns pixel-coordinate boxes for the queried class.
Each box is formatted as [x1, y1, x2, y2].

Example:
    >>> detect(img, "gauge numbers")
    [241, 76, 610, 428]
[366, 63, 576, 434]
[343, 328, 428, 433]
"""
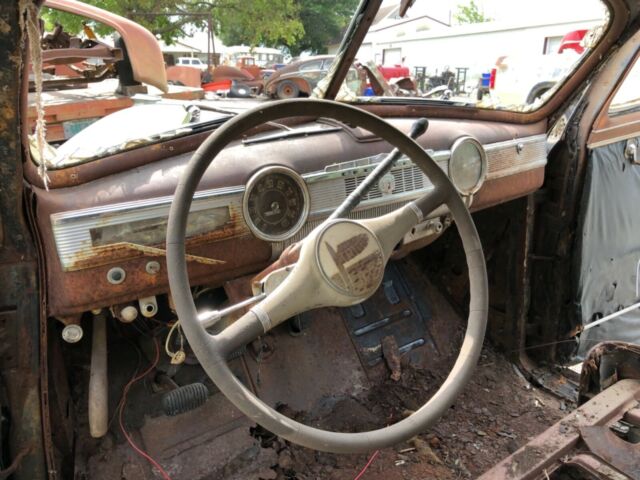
[243, 166, 309, 241]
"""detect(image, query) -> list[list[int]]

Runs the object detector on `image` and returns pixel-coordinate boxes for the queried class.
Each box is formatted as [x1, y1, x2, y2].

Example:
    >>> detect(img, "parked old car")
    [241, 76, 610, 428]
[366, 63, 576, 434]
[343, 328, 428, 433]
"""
[264, 54, 337, 99]
[265, 55, 416, 99]
[3, 0, 640, 479]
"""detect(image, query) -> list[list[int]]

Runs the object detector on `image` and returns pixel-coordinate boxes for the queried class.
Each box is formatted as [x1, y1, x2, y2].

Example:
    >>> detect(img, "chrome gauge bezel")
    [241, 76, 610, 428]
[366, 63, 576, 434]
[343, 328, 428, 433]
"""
[242, 165, 310, 242]
[449, 136, 488, 196]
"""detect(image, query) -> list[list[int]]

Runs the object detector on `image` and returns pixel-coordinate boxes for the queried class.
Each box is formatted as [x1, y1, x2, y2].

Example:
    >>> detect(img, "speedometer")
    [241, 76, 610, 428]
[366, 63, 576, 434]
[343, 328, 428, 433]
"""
[242, 166, 310, 241]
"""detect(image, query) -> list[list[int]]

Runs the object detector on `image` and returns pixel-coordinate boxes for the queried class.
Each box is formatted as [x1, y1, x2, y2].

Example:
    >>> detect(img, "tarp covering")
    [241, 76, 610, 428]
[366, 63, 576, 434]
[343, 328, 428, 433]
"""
[577, 140, 640, 356]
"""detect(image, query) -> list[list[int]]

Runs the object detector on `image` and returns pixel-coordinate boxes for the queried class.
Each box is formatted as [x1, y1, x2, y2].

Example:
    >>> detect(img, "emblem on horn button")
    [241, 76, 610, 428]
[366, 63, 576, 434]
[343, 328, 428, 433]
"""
[316, 221, 384, 298]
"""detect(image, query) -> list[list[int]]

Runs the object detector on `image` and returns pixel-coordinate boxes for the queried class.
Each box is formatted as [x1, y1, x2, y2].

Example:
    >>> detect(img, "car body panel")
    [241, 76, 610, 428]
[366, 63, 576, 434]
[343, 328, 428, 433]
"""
[44, 0, 168, 92]
[264, 55, 335, 97]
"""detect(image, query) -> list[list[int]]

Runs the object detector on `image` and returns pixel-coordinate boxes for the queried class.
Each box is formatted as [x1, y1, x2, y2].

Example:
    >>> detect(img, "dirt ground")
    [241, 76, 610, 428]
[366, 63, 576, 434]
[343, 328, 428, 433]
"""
[255, 345, 568, 480]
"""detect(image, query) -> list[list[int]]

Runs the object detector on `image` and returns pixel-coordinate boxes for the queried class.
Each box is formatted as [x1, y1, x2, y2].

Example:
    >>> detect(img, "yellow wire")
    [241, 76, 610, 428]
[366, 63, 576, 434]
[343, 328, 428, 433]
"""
[164, 321, 182, 359]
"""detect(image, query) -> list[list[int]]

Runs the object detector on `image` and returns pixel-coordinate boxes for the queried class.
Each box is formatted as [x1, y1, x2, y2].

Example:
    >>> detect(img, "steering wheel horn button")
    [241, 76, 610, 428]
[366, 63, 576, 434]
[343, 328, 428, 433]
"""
[316, 221, 384, 298]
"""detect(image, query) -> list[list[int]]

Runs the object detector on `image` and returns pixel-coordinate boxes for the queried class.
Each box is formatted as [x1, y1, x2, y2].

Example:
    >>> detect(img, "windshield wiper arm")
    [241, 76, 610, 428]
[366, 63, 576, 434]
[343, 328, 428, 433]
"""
[371, 97, 475, 106]
[242, 125, 342, 145]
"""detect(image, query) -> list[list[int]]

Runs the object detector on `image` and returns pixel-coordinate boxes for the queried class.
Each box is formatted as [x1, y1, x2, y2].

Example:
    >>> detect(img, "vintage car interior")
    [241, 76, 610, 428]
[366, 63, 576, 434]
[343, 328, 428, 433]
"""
[1, 0, 640, 479]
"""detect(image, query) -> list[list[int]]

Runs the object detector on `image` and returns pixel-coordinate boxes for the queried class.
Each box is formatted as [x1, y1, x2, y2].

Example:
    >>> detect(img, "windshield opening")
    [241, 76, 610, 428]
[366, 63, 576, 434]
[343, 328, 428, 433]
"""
[338, 0, 609, 112]
[30, 0, 610, 168]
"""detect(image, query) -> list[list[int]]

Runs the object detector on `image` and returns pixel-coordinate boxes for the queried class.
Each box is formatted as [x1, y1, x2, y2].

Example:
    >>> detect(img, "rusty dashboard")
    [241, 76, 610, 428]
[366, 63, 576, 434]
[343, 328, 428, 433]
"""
[33, 117, 548, 319]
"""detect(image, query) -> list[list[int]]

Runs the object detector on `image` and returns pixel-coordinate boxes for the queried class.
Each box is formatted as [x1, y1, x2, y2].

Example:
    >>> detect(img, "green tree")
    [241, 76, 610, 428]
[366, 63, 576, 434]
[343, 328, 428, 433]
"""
[41, 0, 304, 47]
[216, 0, 304, 48]
[454, 0, 492, 24]
[218, 0, 358, 55]
[285, 0, 359, 56]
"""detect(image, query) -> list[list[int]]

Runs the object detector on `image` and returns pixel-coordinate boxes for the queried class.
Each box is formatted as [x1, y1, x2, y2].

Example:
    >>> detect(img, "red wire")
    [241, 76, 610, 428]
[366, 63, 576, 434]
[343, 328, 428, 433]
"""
[353, 450, 380, 480]
[119, 337, 378, 480]
[118, 337, 173, 480]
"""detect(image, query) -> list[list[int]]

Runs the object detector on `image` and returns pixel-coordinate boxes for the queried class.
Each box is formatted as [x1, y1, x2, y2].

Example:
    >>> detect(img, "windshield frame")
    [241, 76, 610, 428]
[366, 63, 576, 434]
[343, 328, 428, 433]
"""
[321, 0, 622, 124]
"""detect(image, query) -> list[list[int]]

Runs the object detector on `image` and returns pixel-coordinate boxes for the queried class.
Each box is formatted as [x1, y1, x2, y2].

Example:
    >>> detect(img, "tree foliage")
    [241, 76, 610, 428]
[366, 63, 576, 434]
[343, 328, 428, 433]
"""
[216, 0, 304, 48]
[285, 0, 359, 56]
[218, 0, 358, 55]
[41, 0, 304, 46]
[453, 0, 492, 24]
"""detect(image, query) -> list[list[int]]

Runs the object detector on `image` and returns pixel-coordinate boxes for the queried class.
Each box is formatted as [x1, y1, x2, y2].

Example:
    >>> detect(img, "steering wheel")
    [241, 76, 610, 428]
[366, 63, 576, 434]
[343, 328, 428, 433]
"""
[167, 99, 488, 453]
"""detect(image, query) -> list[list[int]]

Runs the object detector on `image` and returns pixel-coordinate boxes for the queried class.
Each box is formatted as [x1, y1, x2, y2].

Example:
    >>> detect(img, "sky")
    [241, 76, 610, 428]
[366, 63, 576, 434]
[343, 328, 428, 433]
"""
[385, 0, 607, 25]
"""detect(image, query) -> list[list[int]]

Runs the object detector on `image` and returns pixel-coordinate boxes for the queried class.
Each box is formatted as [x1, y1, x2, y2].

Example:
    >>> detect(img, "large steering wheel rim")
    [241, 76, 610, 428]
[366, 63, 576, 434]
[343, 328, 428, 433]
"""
[167, 99, 488, 453]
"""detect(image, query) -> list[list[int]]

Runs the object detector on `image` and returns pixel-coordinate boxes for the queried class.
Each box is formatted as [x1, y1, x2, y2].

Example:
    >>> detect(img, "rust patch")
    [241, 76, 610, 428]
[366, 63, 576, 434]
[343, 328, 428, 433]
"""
[580, 426, 640, 479]
[47, 235, 273, 317]
[381, 335, 402, 381]
[65, 216, 246, 271]
[68, 241, 224, 271]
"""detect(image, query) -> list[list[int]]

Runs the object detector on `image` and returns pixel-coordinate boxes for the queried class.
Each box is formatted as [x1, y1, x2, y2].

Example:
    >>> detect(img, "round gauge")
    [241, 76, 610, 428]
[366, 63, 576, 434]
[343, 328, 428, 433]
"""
[242, 166, 310, 241]
[449, 136, 487, 196]
[378, 173, 396, 195]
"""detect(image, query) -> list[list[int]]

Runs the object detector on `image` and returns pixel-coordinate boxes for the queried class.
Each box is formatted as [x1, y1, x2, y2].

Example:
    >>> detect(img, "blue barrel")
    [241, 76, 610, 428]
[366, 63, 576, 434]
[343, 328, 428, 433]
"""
[364, 87, 375, 96]
[481, 73, 491, 88]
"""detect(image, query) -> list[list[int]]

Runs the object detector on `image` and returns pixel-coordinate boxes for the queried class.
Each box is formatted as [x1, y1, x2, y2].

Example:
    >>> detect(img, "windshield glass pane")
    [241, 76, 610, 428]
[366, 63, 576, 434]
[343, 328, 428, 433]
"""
[340, 0, 608, 111]
[609, 58, 640, 114]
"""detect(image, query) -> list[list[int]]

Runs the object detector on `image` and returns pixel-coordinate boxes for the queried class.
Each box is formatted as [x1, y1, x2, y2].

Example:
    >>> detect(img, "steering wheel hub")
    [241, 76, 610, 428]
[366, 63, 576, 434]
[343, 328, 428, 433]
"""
[316, 220, 385, 298]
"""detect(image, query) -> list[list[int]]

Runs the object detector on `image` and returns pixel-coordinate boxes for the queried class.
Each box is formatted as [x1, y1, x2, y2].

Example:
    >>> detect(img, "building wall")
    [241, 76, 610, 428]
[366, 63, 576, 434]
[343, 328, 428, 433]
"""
[360, 18, 602, 79]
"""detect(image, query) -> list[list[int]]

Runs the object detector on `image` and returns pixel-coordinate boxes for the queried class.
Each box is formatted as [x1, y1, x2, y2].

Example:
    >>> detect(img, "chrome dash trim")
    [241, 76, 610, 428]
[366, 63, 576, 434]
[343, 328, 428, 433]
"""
[484, 134, 547, 180]
[51, 186, 245, 225]
[51, 186, 246, 271]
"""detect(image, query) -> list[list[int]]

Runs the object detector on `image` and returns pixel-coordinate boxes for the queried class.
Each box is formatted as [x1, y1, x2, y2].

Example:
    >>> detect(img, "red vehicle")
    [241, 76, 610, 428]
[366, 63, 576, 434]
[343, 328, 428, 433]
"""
[377, 63, 411, 79]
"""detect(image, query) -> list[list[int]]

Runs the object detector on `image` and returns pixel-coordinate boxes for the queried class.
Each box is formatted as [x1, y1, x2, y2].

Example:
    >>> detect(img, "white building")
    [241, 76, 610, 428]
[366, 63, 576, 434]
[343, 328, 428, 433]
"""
[159, 30, 224, 65]
[355, 1, 606, 80]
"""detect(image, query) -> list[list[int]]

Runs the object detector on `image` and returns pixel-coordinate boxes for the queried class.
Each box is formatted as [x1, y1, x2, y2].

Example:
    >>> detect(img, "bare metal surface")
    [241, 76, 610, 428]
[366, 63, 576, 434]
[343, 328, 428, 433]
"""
[44, 0, 168, 92]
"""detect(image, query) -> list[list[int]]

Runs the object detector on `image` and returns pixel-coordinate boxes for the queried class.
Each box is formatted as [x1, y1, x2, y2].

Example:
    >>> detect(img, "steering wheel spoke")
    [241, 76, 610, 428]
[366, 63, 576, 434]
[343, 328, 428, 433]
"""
[361, 188, 447, 261]
[412, 186, 449, 220]
[214, 309, 270, 358]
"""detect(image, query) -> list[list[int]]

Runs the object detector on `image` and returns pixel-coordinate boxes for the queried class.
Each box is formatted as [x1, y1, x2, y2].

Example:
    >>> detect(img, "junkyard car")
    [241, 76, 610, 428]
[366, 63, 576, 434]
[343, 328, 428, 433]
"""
[2, 0, 640, 479]
[264, 54, 337, 98]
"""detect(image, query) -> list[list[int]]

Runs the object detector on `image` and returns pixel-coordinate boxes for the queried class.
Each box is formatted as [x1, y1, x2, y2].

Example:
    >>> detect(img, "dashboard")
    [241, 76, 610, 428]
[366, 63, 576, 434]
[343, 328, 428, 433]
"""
[33, 117, 548, 318]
